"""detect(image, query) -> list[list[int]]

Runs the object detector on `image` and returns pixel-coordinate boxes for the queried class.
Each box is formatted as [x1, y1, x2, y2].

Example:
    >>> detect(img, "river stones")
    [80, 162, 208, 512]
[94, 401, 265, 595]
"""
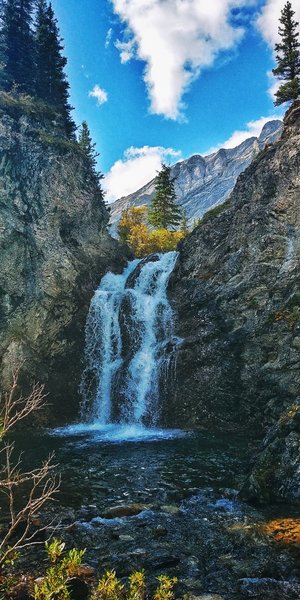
[101, 503, 147, 518]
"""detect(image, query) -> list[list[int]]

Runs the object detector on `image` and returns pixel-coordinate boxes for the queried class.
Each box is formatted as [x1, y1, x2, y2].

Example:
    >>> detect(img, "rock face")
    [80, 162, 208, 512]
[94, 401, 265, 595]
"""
[240, 402, 300, 505]
[165, 102, 300, 444]
[0, 105, 129, 424]
[109, 120, 282, 229]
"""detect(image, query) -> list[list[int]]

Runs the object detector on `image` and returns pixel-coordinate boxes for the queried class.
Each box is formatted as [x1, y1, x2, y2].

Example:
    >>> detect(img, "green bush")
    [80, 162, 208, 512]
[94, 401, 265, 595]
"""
[12, 540, 178, 600]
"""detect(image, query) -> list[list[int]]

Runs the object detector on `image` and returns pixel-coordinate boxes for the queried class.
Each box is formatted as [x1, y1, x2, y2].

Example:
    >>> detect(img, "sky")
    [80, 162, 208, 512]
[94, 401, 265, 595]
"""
[50, 0, 300, 203]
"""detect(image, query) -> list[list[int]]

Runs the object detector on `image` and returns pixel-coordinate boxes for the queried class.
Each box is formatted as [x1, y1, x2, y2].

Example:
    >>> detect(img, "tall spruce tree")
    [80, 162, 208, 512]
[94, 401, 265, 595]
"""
[0, 0, 35, 92]
[272, 1, 300, 105]
[35, 1, 75, 137]
[78, 121, 104, 198]
[148, 163, 181, 230]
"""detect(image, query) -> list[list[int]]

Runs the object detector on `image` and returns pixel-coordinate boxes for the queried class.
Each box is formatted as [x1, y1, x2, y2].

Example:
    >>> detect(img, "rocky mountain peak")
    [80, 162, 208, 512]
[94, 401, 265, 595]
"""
[109, 119, 283, 230]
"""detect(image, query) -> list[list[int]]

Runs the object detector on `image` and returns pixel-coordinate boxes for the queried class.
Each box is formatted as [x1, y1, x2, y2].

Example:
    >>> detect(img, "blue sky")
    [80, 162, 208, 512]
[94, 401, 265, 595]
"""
[50, 0, 299, 202]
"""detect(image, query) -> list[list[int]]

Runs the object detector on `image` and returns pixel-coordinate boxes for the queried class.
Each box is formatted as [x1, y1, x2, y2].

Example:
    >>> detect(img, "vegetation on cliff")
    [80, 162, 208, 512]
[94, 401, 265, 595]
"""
[0, 0, 75, 137]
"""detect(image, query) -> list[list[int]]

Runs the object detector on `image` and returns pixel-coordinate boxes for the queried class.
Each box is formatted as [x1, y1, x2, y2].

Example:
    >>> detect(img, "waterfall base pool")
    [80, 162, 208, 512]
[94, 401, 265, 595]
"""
[50, 422, 189, 443]
[10, 429, 300, 599]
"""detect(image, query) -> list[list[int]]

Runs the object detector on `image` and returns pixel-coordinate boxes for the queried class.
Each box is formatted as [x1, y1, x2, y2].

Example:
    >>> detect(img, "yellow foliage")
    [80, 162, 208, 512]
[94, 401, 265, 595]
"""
[128, 225, 184, 257]
[94, 570, 124, 600]
[117, 205, 187, 257]
[153, 575, 178, 600]
[118, 206, 148, 244]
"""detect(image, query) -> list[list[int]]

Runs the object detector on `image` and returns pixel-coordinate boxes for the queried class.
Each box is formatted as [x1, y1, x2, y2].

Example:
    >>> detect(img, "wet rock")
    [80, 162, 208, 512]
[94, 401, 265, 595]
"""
[145, 554, 180, 570]
[241, 402, 300, 504]
[75, 565, 95, 577]
[125, 254, 160, 289]
[161, 505, 180, 515]
[66, 577, 89, 600]
[239, 577, 300, 599]
[102, 504, 146, 518]
[154, 525, 168, 537]
[189, 596, 224, 600]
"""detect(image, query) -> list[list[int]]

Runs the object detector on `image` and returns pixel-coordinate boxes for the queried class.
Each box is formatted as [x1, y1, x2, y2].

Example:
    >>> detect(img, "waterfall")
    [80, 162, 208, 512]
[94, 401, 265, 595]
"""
[80, 251, 178, 428]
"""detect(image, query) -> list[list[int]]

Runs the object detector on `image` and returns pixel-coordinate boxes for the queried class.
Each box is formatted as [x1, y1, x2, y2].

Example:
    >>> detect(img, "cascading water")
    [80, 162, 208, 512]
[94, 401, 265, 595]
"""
[80, 251, 178, 431]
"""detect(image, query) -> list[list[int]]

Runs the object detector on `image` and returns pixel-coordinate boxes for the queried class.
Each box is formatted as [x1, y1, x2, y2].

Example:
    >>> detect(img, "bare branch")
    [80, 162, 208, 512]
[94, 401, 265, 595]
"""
[0, 364, 61, 568]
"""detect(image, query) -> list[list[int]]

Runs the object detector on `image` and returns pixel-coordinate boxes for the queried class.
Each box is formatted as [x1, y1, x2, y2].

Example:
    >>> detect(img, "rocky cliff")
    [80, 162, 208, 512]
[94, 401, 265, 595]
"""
[110, 120, 282, 229]
[0, 97, 129, 424]
[165, 102, 300, 502]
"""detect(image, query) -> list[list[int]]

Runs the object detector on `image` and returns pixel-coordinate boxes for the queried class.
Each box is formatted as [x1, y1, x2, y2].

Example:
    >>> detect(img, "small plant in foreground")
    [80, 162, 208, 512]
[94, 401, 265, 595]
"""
[34, 540, 86, 599]
[154, 575, 178, 600]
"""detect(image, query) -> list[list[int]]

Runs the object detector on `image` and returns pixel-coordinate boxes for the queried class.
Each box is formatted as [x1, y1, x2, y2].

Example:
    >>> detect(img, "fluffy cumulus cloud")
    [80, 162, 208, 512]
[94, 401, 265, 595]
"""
[207, 114, 282, 153]
[256, 1, 300, 101]
[103, 146, 181, 202]
[111, 0, 254, 120]
[89, 84, 108, 105]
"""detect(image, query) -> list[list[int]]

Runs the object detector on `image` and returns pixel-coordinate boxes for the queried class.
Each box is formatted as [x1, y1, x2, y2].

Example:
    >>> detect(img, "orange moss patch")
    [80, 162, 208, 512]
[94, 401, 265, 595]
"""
[262, 518, 300, 546]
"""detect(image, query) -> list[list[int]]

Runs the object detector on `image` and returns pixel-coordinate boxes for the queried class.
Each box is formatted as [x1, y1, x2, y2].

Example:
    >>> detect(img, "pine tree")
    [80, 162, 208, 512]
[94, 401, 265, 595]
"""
[272, 1, 300, 105]
[0, 0, 35, 92]
[148, 164, 181, 230]
[179, 209, 189, 235]
[35, 1, 75, 137]
[78, 121, 104, 198]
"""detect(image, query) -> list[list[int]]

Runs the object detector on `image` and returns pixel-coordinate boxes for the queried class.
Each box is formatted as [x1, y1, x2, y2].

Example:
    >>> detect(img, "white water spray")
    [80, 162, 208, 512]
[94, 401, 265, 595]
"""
[80, 252, 178, 428]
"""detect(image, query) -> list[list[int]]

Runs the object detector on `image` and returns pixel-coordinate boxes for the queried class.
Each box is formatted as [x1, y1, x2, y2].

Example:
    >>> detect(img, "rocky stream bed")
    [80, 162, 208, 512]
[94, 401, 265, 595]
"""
[5, 428, 300, 600]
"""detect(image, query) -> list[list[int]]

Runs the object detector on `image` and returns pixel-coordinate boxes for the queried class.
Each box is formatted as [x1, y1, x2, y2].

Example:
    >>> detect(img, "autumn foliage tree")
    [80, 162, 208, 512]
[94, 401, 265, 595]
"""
[118, 205, 185, 257]
[117, 206, 148, 244]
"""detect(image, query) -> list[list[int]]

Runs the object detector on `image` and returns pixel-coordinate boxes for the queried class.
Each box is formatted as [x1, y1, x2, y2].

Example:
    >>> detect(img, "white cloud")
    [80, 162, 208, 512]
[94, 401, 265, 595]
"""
[206, 114, 283, 153]
[89, 84, 108, 105]
[256, 1, 300, 104]
[257, 0, 300, 49]
[267, 69, 281, 101]
[105, 27, 113, 48]
[104, 146, 181, 202]
[111, 0, 253, 120]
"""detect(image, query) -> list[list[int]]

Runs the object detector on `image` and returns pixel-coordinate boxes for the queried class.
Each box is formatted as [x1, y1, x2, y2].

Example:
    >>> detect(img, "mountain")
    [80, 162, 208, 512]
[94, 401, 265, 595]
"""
[165, 101, 300, 504]
[109, 120, 283, 229]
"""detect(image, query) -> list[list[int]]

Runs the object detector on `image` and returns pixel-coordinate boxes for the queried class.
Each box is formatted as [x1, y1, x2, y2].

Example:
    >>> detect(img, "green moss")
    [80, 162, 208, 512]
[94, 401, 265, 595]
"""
[0, 91, 57, 120]
[201, 200, 230, 224]
[34, 130, 78, 152]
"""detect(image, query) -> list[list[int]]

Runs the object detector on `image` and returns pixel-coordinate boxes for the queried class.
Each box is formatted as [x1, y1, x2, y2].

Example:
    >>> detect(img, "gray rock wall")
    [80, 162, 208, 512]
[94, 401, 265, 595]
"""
[165, 102, 300, 436]
[0, 109, 129, 424]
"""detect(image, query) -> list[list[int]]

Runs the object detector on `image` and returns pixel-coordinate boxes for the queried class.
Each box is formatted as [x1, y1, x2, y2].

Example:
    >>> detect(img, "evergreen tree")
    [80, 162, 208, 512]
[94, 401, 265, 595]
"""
[0, 0, 35, 92]
[78, 121, 104, 198]
[272, 1, 300, 105]
[179, 209, 189, 235]
[35, 1, 75, 137]
[148, 164, 181, 230]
